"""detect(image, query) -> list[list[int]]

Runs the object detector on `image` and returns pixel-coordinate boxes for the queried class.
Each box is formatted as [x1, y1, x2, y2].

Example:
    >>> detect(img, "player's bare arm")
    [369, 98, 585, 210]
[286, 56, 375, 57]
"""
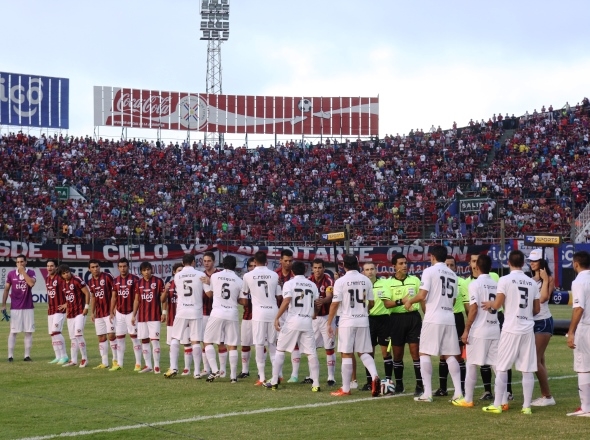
[131, 292, 140, 326]
[567, 307, 584, 349]
[326, 301, 339, 339]
[274, 297, 290, 331]
[532, 298, 540, 316]
[90, 293, 96, 322]
[160, 287, 167, 323]
[462, 303, 478, 345]
[404, 289, 427, 311]
[482, 292, 505, 312]
[82, 286, 91, 316]
[109, 291, 117, 322]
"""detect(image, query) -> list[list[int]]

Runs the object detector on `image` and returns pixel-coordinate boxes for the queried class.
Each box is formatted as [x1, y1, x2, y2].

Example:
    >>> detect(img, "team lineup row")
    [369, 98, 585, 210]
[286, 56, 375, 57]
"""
[3, 248, 590, 416]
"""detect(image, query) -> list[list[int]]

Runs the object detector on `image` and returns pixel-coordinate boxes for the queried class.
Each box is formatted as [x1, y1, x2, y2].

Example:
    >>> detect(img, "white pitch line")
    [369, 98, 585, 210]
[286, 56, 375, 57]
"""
[16, 374, 578, 440]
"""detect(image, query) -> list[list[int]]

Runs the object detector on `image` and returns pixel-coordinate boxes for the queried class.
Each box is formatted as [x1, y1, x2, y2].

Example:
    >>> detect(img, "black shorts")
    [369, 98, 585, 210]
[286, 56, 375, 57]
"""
[369, 314, 391, 347]
[390, 311, 421, 346]
[454, 312, 465, 346]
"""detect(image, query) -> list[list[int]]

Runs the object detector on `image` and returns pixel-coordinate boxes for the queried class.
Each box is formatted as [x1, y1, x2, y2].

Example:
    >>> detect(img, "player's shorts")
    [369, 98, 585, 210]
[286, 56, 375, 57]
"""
[201, 315, 209, 341]
[312, 315, 335, 350]
[390, 311, 421, 346]
[277, 326, 316, 354]
[167, 325, 189, 345]
[337, 326, 372, 354]
[47, 313, 66, 334]
[10, 309, 35, 333]
[252, 320, 277, 346]
[419, 322, 460, 356]
[67, 314, 86, 339]
[496, 331, 537, 373]
[171, 317, 202, 342]
[533, 317, 554, 335]
[369, 314, 391, 347]
[241, 319, 253, 346]
[204, 317, 239, 346]
[137, 321, 161, 340]
[466, 336, 498, 366]
[454, 313, 465, 345]
[94, 316, 115, 336]
[574, 323, 590, 373]
[115, 311, 137, 336]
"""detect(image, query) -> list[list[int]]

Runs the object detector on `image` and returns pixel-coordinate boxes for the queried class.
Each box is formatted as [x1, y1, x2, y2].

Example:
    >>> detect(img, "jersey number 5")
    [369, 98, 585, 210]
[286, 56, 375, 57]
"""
[183, 280, 193, 297]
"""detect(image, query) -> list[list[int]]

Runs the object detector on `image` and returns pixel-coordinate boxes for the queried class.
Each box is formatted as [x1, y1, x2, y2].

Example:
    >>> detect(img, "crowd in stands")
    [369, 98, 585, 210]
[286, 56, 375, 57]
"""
[0, 98, 588, 247]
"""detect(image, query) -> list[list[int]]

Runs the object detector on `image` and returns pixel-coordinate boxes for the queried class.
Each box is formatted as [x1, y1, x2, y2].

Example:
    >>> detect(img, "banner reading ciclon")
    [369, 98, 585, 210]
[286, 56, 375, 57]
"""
[93, 86, 379, 135]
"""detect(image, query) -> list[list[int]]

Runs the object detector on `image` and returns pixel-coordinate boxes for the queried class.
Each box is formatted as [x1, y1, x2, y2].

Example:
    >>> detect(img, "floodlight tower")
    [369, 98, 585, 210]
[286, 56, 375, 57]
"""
[200, 0, 229, 149]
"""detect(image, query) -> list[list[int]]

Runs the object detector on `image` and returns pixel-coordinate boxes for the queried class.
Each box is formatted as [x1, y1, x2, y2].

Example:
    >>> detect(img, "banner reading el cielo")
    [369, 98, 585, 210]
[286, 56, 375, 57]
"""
[93, 86, 378, 136]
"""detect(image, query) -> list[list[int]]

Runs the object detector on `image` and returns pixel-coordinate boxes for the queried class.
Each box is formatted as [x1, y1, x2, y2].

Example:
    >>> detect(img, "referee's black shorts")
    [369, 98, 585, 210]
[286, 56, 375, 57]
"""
[454, 312, 465, 346]
[390, 311, 421, 346]
[369, 314, 391, 347]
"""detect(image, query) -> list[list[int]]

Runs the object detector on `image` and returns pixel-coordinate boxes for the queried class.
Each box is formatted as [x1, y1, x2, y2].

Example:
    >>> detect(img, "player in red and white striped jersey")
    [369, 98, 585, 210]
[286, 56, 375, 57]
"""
[87, 260, 115, 369]
[46, 259, 68, 364]
[132, 262, 166, 374]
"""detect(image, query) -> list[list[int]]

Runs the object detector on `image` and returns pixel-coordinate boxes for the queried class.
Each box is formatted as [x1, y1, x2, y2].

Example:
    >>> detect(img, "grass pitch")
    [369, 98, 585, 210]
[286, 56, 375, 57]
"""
[0, 305, 585, 440]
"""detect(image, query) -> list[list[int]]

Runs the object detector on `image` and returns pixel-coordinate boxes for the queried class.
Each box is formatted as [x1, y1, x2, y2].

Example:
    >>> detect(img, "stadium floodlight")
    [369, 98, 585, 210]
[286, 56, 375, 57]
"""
[200, 0, 230, 41]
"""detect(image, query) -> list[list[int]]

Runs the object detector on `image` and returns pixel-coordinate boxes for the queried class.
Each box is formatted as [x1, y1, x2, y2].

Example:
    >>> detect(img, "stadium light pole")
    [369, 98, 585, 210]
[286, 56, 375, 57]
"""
[200, 0, 229, 150]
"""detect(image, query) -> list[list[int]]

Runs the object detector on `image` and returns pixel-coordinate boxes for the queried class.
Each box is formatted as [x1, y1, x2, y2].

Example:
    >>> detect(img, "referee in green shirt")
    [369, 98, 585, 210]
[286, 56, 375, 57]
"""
[386, 253, 423, 396]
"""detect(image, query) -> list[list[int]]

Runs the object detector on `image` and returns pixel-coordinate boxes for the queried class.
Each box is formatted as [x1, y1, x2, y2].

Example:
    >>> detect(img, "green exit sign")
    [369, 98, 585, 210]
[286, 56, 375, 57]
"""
[56, 187, 70, 200]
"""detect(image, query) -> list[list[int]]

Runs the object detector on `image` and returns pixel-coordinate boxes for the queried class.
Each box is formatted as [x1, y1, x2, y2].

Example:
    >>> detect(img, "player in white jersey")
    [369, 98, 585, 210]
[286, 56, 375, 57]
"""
[203, 255, 243, 383]
[240, 251, 282, 385]
[566, 251, 590, 416]
[453, 254, 501, 408]
[482, 250, 540, 415]
[164, 254, 208, 379]
[327, 254, 380, 398]
[264, 261, 321, 391]
[405, 245, 462, 402]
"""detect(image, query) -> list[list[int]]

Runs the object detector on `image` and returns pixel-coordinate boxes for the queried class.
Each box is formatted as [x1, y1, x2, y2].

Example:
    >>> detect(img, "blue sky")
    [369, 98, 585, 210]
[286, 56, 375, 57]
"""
[2, 0, 589, 145]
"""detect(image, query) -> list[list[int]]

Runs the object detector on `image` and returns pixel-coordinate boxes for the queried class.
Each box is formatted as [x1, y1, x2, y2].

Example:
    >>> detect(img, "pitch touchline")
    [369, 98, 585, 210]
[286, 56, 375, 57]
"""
[17, 374, 578, 440]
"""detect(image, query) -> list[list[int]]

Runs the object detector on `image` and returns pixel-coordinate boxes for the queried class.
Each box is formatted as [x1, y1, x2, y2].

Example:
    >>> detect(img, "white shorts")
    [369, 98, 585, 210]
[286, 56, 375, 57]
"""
[466, 336, 498, 366]
[10, 309, 35, 333]
[241, 319, 253, 347]
[115, 311, 137, 337]
[94, 316, 115, 336]
[419, 322, 460, 356]
[67, 315, 86, 339]
[138, 321, 161, 340]
[496, 331, 537, 373]
[167, 325, 190, 345]
[47, 313, 66, 334]
[337, 326, 372, 354]
[252, 320, 277, 346]
[574, 324, 590, 373]
[171, 317, 202, 343]
[201, 315, 209, 341]
[277, 326, 316, 354]
[312, 315, 335, 350]
[204, 317, 239, 346]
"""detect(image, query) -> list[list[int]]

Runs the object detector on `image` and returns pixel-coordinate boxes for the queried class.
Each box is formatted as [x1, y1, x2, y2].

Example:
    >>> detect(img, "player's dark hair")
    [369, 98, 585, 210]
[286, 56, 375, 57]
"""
[16, 254, 26, 261]
[203, 251, 216, 261]
[573, 251, 590, 269]
[312, 258, 325, 267]
[139, 261, 152, 271]
[118, 257, 129, 266]
[343, 254, 358, 270]
[57, 264, 71, 275]
[223, 255, 237, 270]
[391, 253, 407, 266]
[47, 259, 59, 267]
[292, 261, 306, 275]
[508, 250, 525, 268]
[445, 256, 456, 264]
[476, 254, 492, 274]
[430, 245, 448, 263]
[172, 262, 183, 273]
[88, 259, 100, 268]
[254, 251, 267, 265]
[531, 258, 552, 277]
[280, 249, 293, 258]
[182, 254, 195, 266]
[247, 257, 255, 267]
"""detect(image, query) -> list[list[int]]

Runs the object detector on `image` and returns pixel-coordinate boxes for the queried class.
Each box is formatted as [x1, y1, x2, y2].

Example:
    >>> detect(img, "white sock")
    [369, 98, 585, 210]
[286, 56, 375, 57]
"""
[341, 357, 353, 392]
[241, 349, 251, 373]
[192, 344, 203, 375]
[420, 355, 433, 398]
[170, 340, 180, 371]
[579, 372, 590, 412]
[132, 337, 142, 365]
[308, 354, 320, 387]
[229, 350, 238, 379]
[109, 339, 118, 363]
[446, 356, 463, 399]
[184, 347, 193, 372]
[117, 338, 126, 367]
[7, 333, 16, 358]
[327, 351, 336, 380]
[465, 363, 477, 403]
[77, 336, 87, 361]
[99, 341, 108, 366]
[268, 343, 280, 376]
[360, 353, 378, 380]
[219, 349, 228, 375]
[291, 349, 301, 378]
[202, 344, 211, 373]
[56, 333, 66, 358]
[255, 345, 267, 382]
[522, 372, 535, 408]
[70, 339, 79, 364]
[272, 351, 286, 385]
[152, 340, 160, 369]
[205, 345, 219, 373]
[142, 342, 152, 369]
[23, 333, 32, 358]
[51, 335, 60, 359]
[493, 370, 508, 408]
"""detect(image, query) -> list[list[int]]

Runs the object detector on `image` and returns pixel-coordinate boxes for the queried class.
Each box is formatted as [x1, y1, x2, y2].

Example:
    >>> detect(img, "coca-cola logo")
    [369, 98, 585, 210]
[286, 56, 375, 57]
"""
[116, 93, 171, 117]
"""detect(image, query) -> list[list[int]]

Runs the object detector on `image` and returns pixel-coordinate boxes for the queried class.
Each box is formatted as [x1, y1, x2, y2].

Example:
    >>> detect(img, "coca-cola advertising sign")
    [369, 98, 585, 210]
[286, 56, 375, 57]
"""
[94, 86, 379, 135]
